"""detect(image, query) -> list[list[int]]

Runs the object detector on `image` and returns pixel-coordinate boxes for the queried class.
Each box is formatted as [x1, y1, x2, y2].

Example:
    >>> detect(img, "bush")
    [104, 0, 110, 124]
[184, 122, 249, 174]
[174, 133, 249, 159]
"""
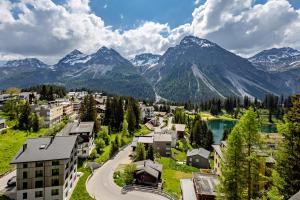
[95, 138, 106, 153]
[88, 149, 98, 160]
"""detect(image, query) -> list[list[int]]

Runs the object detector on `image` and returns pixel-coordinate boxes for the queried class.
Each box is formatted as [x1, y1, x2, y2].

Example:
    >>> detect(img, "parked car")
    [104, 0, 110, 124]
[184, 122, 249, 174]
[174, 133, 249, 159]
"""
[7, 176, 16, 187]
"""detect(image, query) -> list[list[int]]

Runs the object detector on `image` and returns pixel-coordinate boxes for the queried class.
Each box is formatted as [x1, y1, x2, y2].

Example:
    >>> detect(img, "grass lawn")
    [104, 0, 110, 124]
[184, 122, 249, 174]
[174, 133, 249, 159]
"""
[0, 127, 48, 174]
[172, 149, 186, 162]
[70, 160, 93, 200]
[158, 157, 199, 198]
[0, 111, 68, 174]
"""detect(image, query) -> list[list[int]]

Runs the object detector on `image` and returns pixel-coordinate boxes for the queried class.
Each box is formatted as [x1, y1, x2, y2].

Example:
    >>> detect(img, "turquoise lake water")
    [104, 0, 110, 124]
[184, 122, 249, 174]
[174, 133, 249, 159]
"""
[207, 119, 277, 144]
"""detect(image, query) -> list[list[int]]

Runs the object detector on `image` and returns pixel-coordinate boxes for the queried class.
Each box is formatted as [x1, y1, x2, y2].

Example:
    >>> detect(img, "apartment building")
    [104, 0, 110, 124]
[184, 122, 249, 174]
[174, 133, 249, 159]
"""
[11, 136, 78, 200]
[61, 122, 95, 158]
[39, 105, 64, 128]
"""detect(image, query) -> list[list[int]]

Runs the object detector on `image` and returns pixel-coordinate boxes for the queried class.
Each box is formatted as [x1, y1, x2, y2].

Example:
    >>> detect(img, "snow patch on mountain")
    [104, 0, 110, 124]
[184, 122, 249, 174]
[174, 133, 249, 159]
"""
[180, 36, 215, 48]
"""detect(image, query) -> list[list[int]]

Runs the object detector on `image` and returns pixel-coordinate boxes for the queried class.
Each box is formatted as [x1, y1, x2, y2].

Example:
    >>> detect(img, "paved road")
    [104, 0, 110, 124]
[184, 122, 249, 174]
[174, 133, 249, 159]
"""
[86, 145, 168, 200]
[0, 170, 16, 199]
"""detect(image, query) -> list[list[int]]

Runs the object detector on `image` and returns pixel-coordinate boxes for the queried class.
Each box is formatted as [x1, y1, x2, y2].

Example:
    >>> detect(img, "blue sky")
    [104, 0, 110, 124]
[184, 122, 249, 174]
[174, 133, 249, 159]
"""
[52, 0, 300, 30]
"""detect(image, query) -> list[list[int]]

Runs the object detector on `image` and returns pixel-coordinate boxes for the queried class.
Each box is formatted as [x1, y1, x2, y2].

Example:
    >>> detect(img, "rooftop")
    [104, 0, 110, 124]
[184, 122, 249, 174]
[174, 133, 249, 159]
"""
[175, 124, 186, 132]
[132, 136, 154, 147]
[70, 122, 94, 134]
[134, 160, 163, 178]
[154, 134, 172, 142]
[187, 148, 210, 158]
[212, 144, 223, 160]
[11, 136, 77, 163]
[180, 179, 197, 200]
[193, 173, 218, 196]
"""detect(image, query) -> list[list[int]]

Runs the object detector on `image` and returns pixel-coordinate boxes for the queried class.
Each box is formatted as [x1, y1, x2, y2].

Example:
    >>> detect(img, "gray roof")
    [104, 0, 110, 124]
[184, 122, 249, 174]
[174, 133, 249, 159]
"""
[187, 148, 210, 158]
[134, 160, 163, 173]
[154, 134, 172, 142]
[11, 136, 77, 163]
[180, 179, 197, 200]
[193, 173, 218, 196]
[70, 122, 94, 134]
[136, 166, 159, 178]
[289, 190, 300, 200]
[131, 136, 154, 147]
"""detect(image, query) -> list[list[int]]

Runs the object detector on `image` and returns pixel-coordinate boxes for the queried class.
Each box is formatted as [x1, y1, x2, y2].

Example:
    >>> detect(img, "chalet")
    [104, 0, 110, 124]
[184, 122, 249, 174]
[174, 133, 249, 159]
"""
[153, 134, 172, 157]
[193, 173, 218, 200]
[134, 160, 163, 186]
[187, 148, 210, 169]
[174, 124, 186, 138]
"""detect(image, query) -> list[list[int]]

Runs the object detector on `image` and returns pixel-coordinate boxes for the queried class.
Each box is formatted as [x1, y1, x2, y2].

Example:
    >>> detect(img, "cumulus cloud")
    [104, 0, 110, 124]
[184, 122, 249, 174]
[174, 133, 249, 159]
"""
[0, 0, 300, 64]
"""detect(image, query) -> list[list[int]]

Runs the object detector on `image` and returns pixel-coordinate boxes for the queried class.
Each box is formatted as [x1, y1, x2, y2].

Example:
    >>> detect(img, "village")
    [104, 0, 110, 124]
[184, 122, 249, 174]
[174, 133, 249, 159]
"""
[0, 87, 292, 200]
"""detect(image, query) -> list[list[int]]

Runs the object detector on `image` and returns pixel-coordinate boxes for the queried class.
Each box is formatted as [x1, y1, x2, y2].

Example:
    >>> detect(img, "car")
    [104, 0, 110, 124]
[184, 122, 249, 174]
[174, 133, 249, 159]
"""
[7, 176, 16, 187]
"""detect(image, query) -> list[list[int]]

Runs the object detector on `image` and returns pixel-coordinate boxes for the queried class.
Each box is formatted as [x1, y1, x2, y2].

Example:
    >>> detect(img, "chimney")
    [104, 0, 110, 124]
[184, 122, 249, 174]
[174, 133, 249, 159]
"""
[23, 144, 27, 152]
[49, 135, 55, 146]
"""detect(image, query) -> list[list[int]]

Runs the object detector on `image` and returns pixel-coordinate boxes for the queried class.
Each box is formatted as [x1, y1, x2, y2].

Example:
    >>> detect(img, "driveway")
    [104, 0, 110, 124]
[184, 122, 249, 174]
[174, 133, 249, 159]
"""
[86, 145, 168, 200]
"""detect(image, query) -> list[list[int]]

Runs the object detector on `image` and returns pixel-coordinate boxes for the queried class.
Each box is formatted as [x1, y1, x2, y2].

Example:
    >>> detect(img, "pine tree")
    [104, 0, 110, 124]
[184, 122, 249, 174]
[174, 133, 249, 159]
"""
[268, 94, 300, 199]
[217, 123, 246, 200]
[147, 145, 154, 161]
[31, 112, 40, 132]
[240, 107, 262, 199]
[135, 143, 146, 161]
[127, 104, 136, 134]
[18, 101, 32, 130]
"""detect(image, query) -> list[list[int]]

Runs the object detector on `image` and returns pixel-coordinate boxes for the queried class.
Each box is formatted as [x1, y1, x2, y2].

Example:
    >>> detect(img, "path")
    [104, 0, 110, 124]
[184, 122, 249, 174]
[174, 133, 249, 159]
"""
[86, 145, 168, 200]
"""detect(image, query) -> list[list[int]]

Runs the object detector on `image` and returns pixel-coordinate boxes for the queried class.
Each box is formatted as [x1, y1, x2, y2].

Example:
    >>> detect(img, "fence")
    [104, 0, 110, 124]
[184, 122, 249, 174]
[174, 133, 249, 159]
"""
[122, 184, 178, 200]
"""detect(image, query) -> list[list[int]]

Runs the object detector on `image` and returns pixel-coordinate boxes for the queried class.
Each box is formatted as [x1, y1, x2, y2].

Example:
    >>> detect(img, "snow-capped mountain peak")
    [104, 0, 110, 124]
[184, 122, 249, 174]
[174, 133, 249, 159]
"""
[180, 36, 216, 48]
[131, 53, 161, 74]
[249, 47, 300, 72]
[58, 49, 90, 66]
[4, 58, 48, 68]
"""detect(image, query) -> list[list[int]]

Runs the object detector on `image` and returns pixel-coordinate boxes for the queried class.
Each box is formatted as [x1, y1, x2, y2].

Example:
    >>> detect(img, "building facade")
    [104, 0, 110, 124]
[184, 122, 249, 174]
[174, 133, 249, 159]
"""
[39, 105, 64, 128]
[11, 136, 78, 200]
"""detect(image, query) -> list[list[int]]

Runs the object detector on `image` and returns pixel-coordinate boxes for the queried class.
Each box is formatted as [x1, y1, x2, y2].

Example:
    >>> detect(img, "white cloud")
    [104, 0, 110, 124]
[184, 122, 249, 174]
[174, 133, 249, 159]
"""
[194, 0, 200, 6]
[0, 0, 300, 64]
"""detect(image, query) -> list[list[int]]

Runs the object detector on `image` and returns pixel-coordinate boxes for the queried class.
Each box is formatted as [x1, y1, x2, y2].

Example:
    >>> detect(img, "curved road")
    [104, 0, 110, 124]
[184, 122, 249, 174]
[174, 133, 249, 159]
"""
[86, 145, 168, 200]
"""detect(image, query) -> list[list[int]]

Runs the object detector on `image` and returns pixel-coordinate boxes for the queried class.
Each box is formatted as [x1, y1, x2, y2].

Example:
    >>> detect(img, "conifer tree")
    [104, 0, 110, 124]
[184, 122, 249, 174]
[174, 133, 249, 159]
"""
[135, 143, 146, 161]
[217, 124, 246, 200]
[147, 145, 154, 161]
[268, 95, 300, 199]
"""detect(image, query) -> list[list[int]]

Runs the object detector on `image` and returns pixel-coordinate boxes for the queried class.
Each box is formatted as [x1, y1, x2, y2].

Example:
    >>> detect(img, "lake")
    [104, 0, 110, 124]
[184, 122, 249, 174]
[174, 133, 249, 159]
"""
[207, 119, 278, 144]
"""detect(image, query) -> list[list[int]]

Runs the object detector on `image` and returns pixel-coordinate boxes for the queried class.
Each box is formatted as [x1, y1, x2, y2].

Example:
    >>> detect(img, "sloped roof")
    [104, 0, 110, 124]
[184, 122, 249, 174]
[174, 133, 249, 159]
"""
[154, 134, 172, 142]
[70, 122, 94, 134]
[289, 190, 300, 200]
[187, 148, 210, 158]
[180, 179, 197, 200]
[175, 124, 186, 132]
[11, 136, 77, 163]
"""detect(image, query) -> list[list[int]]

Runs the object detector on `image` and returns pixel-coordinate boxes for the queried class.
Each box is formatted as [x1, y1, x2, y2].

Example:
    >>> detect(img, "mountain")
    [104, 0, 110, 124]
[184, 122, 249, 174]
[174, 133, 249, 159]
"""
[143, 36, 296, 102]
[131, 53, 161, 74]
[0, 58, 55, 88]
[0, 37, 299, 102]
[249, 47, 300, 72]
[54, 47, 155, 99]
[55, 49, 91, 68]
[4, 58, 49, 68]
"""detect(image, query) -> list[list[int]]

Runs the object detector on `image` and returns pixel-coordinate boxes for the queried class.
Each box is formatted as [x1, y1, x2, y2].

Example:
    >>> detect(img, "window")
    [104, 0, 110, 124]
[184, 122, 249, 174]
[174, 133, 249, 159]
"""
[196, 159, 199, 162]
[35, 170, 43, 177]
[22, 192, 27, 199]
[35, 180, 43, 188]
[22, 182, 28, 189]
[23, 163, 28, 168]
[36, 162, 43, 167]
[52, 168, 59, 176]
[51, 189, 59, 196]
[35, 191, 43, 198]
[51, 178, 59, 186]
[23, 171, 28, 179]
[189, 158, 192, 162]
[52, 161, 59, 166]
